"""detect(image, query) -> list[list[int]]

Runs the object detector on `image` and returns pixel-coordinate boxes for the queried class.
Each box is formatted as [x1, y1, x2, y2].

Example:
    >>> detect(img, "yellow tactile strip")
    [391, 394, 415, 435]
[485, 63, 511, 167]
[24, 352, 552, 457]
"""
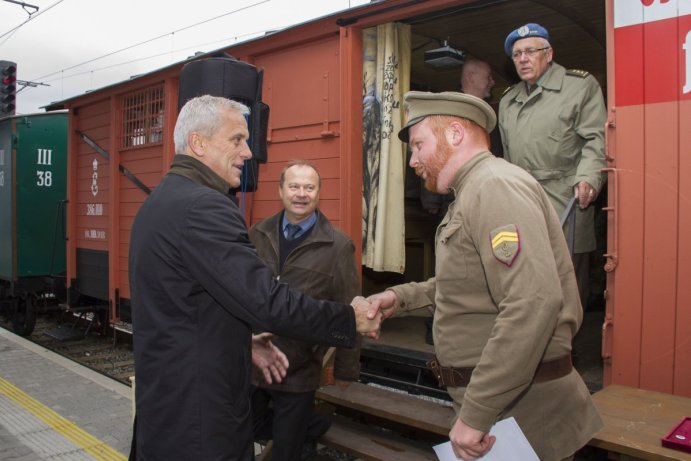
[0, 376, 126, 461]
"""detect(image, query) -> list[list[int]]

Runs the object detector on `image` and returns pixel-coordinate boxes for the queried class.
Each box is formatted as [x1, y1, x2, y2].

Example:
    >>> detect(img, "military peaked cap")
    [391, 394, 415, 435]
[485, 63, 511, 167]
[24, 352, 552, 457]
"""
[398, 91, 497, 142]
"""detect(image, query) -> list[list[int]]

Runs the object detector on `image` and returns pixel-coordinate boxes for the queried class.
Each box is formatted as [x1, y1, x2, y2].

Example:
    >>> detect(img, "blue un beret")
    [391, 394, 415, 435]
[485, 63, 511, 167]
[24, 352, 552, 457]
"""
[504, 23, 550, 56]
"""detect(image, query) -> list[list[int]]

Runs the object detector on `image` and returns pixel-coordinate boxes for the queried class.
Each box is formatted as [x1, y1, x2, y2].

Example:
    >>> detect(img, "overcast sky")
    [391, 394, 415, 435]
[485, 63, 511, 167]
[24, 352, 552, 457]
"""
[0, 0, 370, 114]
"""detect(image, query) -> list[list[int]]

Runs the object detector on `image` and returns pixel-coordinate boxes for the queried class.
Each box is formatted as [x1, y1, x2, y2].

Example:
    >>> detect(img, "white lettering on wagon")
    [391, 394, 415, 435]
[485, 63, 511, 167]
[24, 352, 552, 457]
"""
[36, 148, 53, 187]
[86, 203, 103, 216]
[84, 229, 106, 240]
[91, 158, 99, 197]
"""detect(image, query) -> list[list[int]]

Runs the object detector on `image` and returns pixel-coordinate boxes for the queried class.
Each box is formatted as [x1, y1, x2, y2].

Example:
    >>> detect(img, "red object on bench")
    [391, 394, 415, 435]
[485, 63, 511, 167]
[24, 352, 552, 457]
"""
[662, 417, 691, 454]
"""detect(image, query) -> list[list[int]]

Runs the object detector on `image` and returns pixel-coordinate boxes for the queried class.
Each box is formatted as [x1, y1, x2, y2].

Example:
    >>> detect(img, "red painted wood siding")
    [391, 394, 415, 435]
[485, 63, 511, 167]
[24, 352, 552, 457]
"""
[248, 35, 344, 228]
[609, 0, 691, 397]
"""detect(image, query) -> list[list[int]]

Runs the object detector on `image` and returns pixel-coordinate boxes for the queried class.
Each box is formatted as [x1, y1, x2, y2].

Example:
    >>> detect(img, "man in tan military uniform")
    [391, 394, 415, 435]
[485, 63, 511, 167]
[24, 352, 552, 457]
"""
[366, 91, 602, 461]
[498, 23, 606, 306]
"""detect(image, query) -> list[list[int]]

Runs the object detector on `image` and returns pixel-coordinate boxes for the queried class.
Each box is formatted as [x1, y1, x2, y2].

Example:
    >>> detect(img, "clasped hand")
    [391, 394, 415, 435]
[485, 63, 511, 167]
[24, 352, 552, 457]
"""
[351, 296, 382, 338]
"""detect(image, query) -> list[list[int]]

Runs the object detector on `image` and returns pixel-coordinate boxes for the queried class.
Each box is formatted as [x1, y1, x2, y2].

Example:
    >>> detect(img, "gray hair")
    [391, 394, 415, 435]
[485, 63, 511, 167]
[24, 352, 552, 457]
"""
[173, 95, 250, 156]
[536, 37, 551, 50]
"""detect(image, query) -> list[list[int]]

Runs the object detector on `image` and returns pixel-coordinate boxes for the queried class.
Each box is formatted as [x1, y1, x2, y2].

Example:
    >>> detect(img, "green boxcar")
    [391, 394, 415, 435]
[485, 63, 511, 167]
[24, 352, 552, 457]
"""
[0, 111, 68, 335]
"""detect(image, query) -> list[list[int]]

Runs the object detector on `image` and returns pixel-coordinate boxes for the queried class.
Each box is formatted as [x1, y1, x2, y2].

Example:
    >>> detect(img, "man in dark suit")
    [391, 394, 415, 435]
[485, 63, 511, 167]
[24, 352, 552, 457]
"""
[129, 95, 380, 461]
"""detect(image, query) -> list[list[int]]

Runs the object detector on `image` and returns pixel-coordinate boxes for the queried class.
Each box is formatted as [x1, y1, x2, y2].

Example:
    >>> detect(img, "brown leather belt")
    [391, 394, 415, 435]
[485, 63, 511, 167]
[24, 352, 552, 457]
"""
[426, 354, 572, 388]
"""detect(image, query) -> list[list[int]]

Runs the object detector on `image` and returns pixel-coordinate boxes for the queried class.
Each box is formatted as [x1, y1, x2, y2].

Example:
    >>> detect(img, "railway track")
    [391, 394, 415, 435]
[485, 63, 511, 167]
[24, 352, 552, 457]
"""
[0, 310, 135, 385]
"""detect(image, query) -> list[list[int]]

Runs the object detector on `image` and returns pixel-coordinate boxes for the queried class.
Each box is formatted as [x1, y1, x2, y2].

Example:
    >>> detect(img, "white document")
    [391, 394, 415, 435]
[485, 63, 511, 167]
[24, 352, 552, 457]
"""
[433, 417, 539, 461]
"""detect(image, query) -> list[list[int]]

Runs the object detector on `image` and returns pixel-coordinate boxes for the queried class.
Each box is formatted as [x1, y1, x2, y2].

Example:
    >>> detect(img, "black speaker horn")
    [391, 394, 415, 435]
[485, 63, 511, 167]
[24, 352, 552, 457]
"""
[178, 56, 270, 193]
[178, 56, 260, 111]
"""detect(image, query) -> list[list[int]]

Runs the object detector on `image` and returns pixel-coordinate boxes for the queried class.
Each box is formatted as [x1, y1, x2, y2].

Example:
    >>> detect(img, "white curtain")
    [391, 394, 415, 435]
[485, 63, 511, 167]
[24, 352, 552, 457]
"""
[361, 22, 411, 273]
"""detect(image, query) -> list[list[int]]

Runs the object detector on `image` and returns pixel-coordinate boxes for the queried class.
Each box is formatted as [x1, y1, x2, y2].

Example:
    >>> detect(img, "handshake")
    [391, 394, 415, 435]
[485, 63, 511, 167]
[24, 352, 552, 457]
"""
[352, 290, 399, 339]
[351, 296, 381, 338]
[351, 291, 398, 339]
[253, 291, 398, 385]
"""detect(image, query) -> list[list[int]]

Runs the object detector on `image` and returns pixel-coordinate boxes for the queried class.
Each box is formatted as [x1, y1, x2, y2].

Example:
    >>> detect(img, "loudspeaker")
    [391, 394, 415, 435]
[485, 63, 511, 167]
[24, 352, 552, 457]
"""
[233, 159, 260, 194]
[178, 56, 270, 184]
[178, 57, 259, 111]
[251, 102, 270, 165]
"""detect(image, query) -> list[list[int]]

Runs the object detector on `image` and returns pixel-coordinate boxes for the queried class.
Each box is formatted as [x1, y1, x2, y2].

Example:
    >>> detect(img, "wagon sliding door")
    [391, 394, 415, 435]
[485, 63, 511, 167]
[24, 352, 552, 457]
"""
[607, 0, 691, 397]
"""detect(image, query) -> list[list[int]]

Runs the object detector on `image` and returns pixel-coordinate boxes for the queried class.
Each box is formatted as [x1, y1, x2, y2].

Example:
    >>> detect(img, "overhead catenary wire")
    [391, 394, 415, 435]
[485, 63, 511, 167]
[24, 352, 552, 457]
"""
[28, 0, 271, 82]
[6, 0, 366, 110]
[38, 28, 276, 85]
[0, 0, 65, 45]
[1, 0, 39, 13]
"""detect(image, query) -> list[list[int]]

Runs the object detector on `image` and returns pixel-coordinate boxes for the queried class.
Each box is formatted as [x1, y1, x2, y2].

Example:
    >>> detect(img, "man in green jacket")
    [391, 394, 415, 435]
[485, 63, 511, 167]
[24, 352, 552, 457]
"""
[249, 160, 361, 461]
[498, 23, 607, 306]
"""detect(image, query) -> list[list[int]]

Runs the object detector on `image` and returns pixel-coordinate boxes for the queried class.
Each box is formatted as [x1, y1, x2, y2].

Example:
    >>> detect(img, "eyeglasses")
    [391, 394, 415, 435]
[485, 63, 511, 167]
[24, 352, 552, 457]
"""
[511, 46, 550, 60]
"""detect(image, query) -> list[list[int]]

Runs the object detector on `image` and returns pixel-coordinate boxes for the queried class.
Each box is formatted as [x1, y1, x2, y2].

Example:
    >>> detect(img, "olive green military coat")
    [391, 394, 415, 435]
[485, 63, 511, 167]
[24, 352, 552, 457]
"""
[390, 152, 602, 461]
[498, 62, 607, 253]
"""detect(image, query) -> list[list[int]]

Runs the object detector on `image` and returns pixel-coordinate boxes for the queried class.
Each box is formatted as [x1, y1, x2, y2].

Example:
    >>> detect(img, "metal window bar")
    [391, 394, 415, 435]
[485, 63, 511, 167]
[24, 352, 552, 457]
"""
[121, 85, 165, 148]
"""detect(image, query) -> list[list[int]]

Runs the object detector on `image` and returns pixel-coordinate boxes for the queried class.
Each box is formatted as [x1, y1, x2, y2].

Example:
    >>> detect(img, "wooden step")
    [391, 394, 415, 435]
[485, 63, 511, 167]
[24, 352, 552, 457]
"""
[315, 382, 454, 436]
[320, 414, 438, 461]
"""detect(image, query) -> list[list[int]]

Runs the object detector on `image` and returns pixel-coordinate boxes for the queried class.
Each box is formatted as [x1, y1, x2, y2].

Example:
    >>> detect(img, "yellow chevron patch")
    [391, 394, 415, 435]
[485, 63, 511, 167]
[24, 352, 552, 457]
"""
[489, 224, 521, 267]
[492, 231, 519, 248]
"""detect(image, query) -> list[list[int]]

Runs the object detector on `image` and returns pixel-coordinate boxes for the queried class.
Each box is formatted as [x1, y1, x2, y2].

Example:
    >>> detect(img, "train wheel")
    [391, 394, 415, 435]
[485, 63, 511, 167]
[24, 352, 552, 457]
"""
[12, 295, 37, 336]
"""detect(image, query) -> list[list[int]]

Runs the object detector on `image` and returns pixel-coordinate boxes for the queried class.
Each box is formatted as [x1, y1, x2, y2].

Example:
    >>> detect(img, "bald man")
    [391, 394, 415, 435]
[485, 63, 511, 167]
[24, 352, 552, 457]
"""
[460, 58, 502, 156]
[460, 58, 495, 100]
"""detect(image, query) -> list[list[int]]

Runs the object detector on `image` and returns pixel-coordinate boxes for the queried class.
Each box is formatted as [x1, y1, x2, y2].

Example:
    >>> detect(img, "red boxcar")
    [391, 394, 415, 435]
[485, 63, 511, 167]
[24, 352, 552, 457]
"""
[52, 0, 691, 397]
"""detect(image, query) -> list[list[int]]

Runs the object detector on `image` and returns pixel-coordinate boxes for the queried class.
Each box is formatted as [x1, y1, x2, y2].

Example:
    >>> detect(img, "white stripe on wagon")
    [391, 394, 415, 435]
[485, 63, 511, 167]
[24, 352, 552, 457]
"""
[614, 0, 691, 29]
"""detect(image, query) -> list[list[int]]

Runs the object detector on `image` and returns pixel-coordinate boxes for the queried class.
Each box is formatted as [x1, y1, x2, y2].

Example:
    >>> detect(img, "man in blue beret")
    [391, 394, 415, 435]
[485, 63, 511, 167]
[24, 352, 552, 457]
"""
[498, 22, 607, 310]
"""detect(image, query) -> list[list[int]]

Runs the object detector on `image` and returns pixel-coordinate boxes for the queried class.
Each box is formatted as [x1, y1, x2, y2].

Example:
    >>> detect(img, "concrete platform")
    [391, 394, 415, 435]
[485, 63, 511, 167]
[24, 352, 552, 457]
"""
[0, 328, 132, 460]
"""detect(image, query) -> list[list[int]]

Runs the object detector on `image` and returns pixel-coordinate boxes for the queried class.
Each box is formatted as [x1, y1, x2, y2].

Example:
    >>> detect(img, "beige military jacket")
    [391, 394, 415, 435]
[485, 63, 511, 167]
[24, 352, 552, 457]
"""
[498, 62, 607, 253]
[390, 152, 602, 460]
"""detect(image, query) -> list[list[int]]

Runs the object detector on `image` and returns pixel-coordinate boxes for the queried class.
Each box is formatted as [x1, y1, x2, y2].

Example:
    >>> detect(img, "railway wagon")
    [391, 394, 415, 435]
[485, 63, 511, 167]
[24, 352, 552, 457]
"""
[0, 111, 68, 335]
[48, 0, 691, 397]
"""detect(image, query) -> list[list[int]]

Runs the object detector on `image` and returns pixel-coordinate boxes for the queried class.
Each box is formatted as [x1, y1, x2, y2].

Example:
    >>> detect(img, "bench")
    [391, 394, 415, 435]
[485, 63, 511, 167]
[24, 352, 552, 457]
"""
[310, 381, 691, 461]
[314, 381, 453, 460]
[590, 384, 691, 461]
[319, 382, 691, 461]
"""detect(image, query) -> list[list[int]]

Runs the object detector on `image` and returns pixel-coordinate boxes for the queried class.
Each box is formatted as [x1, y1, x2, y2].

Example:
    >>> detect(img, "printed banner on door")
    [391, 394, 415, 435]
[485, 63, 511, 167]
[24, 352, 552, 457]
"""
[614, 0, 691, 105]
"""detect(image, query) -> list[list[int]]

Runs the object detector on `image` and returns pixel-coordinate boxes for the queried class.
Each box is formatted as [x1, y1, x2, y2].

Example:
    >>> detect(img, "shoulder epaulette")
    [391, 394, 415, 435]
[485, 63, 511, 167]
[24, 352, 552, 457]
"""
[566, 68, 590, 78]
[501, 85, 514, 97]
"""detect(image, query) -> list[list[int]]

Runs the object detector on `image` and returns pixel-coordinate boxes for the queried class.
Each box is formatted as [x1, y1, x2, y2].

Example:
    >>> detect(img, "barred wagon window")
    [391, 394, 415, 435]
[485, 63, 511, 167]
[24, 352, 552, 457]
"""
[121, 85, 165, 148]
